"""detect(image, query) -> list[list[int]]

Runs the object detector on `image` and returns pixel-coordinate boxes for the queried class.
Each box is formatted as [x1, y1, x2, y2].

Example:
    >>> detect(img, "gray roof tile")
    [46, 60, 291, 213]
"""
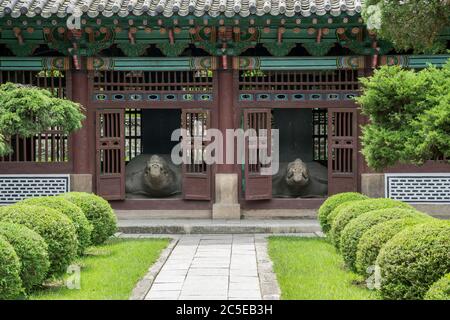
[0, 0, 364, 18]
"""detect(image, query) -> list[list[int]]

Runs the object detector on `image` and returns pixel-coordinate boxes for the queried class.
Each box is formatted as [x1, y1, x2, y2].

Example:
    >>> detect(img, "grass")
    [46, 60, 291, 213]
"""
[31, 238, 169, 300]
[268, 236, 379, 300]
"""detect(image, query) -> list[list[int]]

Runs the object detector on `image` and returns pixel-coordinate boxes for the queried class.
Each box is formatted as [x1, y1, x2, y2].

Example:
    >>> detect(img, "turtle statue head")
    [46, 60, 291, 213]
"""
[144, 155, 172, 190]
[285, 158, 310, 188]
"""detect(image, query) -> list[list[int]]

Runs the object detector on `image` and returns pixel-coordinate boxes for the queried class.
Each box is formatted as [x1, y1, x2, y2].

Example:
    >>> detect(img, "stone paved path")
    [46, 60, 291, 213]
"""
[145, 234, 263, 300]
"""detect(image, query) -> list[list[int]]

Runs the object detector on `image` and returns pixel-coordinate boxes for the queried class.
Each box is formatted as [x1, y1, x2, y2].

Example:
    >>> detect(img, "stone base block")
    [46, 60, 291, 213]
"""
[212, 203, 241, 220]
[213, 173, 241, 219]
[361, 173, 385, 198]
[70, 174, 93, 193]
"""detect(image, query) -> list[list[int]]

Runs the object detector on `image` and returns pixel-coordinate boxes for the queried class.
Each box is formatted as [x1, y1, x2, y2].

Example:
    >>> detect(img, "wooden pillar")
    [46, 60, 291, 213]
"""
[212, 57, 241, 219]
[71, 60, 92, 174]
[216, 62, 236, 173]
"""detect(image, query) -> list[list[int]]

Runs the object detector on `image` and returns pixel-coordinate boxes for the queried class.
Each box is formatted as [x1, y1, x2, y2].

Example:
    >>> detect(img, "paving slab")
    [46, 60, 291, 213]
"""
[141, 233, 303, 300]
[144, 234, 261, 300]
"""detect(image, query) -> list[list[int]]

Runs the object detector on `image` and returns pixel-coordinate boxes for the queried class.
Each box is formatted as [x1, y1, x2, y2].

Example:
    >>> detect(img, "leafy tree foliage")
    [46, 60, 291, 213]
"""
[356, 60, 450, 170]
[362, 0, 450, 53]
[0, 82, 85, 156]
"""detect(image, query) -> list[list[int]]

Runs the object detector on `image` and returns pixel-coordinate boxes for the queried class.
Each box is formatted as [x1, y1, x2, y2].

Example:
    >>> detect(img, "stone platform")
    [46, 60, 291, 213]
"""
[117, 218, 322, 235]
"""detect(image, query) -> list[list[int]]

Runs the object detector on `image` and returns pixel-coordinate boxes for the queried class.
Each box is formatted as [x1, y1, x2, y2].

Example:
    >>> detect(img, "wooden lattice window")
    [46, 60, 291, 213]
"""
[0, 70, 69, 163]
[97, 111, 123, 175]
[239, 70, 359, 92]
[182, 110, 209, 174]
[0, 130, 69, 162]
[330, 111, 355, 174]
[96, 109, 125, 200]
[124, 109, 142, 162]
[93, 70, 213, 94]
[0, 70, 67, 97]
[312, 108, 328, 164]
[244, 109, 272, 200]
[245, 110, 271, 174]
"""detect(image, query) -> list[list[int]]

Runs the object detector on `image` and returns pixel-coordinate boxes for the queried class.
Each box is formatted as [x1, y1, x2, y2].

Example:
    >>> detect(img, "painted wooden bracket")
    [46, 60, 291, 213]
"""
[13, 27, 23, 45]
[316, 28, 322, 43]
[128, 28, 136, 45]
[168, 28, 175, 45]
[277, 27, 285, 44]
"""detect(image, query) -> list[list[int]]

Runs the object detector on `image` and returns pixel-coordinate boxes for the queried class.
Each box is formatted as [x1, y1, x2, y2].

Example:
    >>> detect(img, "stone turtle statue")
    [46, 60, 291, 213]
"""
[125, 154, 181, 198]
[272, 158, 328, 198]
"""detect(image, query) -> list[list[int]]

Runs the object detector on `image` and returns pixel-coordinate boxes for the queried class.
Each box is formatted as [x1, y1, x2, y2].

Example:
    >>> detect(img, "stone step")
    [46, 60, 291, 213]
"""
[117, 218, 322, 234]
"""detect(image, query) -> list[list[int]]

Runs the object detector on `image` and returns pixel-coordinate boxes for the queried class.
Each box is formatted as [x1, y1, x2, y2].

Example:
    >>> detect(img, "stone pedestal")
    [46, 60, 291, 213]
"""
[212, 173, 241, 219]
[70, 174, 93, 193]
[361, 173, 385, 198]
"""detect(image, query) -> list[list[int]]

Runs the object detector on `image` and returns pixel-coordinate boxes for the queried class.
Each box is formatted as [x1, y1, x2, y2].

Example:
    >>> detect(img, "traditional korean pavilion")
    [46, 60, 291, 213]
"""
[0, 0, 449, 218]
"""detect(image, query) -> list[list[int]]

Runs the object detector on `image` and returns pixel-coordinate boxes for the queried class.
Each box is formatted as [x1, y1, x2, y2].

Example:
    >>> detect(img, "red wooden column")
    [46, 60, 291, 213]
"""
[212, 57, 241, 219]
[216, 60, 236, 173]
[71, 59, 92, 174]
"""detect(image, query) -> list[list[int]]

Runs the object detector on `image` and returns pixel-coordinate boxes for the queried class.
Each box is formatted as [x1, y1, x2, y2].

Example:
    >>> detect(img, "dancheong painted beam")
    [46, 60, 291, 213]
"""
[1, 55, 449, 71]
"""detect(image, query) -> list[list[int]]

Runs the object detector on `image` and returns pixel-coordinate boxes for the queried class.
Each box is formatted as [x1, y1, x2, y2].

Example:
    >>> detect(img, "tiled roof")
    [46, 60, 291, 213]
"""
[0, 0, 363, 19]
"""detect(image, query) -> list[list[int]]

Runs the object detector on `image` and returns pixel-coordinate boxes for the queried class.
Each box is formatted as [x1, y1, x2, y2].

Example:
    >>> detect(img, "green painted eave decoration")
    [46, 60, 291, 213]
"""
[302, 42, 335, 56]
[234, 56, 366, 70]
[233, 55, 450, 70]
[407, 55, 450, 68]
[1, 55, 447, 72]
[380, 55, 450, 68]
[86, 57, 218, 71]
[0, 57, 69, 70]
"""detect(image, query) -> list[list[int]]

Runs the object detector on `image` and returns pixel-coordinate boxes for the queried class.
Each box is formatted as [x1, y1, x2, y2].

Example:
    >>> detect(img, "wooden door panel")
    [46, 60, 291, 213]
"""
[181, 109, 211, 200]
[244, 109, 272, 200]
[96, 109, 125, 200]
[328, 108, 357, 195]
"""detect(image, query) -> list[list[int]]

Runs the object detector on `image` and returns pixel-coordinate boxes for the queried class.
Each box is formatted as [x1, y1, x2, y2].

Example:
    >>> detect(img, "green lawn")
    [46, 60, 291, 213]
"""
[268, 236, 379, 300]
[31, 238, 169, 300]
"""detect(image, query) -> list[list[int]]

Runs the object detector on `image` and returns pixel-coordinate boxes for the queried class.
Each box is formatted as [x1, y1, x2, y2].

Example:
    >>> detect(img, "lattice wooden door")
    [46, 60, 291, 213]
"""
[181, 109, 211, 200]
[328, 108, 357, 195]
[244, 109, 272, 200]
[96, 109, 125, 200]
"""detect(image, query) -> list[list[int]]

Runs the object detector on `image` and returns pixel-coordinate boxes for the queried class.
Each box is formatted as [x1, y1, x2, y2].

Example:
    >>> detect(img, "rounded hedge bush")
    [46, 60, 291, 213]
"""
[355, 217, 430, 275]
[60, 192, 117, 245]
[425, 273, 450, 300]
[327, 201, 363, 239]
[318, 192, 368, 233]
[329, 198, 413, 250]
[0, 235, 23, 299]
[0, 205, 77, 276]
[0, 222, 50, 292]
[377, 221, 450, 300]
[22, 197, 92, 255]
[340, 208, 430, 271]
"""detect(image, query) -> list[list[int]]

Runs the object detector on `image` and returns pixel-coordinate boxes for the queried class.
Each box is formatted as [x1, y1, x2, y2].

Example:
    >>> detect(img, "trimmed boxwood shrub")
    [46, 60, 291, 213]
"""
[327, 201, 364, 239]
[22, 197, 93, 255]
[0, 222, 50, 292]
[340, 208, 430, 271]
[355, 217, 430, 275]
[329, 198, 413, 249]
[0, 235, 23, 299]
[377, 221, 450, 300]
[425, 273, 450, 300]
[60, 192, 117, 245]
[318, 192, 368, 233]
[0, 205, 77, 276]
